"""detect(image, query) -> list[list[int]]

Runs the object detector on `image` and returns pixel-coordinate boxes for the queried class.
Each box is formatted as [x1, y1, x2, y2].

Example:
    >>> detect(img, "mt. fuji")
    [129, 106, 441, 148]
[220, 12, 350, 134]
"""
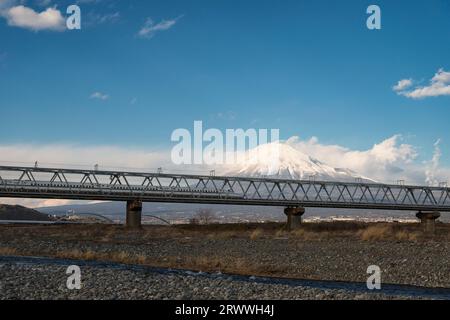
[224, 142, 374, 182]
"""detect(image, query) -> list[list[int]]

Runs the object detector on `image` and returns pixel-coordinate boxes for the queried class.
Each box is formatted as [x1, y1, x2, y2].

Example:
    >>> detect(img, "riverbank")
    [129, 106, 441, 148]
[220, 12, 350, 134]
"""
[1, 222, 449, 298]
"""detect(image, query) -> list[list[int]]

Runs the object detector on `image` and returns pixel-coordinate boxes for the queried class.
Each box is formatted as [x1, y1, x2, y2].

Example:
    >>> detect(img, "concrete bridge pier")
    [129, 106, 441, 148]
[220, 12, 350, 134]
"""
[416, 211, 440, 235]
[126, 199, 142, 229]
[284, 207, 305, 231]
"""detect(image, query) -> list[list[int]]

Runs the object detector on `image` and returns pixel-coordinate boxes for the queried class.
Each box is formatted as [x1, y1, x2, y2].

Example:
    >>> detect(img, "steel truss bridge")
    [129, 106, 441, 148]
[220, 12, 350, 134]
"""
[0, 165, 449, 212]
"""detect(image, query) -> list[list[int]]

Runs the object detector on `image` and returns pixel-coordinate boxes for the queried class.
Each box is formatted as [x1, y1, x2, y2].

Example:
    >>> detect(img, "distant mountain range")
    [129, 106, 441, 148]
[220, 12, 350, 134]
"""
[36, 200, 425, 224]
[0, 204, 54, 221]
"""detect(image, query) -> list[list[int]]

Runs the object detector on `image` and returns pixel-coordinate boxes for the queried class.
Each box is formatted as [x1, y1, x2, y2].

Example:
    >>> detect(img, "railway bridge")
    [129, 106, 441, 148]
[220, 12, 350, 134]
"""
[1, 165, 449, 232]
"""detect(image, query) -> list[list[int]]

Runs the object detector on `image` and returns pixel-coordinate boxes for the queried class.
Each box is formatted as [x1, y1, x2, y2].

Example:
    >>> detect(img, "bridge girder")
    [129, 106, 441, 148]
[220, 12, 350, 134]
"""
[0, 165, 449, 212]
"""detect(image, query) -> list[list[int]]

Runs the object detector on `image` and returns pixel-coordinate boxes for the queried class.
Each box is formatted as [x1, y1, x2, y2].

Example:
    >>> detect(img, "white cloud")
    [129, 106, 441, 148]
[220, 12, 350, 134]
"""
[393, 79, 413, 92]
[90, 91, 109, 100]
[285, 135, 449, 185]
[1, 4, 65, 31]
[0, 198, 83, 208]
[0, 144, 169, 207]
[0, 143, 168, 170]
[96, 11, 119, 24]
[215, 111, 237, 121]
[425, 139, 442, 186]
[84, 11, 120, 27]
[137, 15, 182, 39]
[395, 69, 450, 99]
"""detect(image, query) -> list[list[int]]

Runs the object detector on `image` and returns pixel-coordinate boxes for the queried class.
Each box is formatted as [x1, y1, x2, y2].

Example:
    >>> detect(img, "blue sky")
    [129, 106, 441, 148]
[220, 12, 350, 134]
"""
[0, 0, 449, 168]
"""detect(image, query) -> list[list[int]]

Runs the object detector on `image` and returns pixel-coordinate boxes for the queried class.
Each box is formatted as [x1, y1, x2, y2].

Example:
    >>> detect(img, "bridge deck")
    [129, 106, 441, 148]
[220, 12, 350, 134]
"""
[1, 165, 449, 211]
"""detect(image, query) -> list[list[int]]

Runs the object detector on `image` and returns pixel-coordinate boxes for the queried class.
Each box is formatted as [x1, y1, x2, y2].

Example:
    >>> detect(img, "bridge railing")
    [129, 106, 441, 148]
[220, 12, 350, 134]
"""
[1, 165, 450, 210]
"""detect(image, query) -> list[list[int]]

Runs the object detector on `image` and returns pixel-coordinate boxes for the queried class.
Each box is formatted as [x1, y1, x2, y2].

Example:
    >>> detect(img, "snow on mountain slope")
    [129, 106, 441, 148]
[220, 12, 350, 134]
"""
[224, 142, 374, 182]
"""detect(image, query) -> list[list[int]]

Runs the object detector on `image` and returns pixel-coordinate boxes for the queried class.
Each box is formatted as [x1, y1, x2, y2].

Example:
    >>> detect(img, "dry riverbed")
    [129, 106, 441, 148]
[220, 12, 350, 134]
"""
[0, 222, 449, 299]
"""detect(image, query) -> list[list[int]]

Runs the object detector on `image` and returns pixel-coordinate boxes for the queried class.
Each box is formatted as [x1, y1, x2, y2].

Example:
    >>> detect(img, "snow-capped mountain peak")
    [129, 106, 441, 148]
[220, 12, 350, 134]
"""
[224, 141, 374, 182]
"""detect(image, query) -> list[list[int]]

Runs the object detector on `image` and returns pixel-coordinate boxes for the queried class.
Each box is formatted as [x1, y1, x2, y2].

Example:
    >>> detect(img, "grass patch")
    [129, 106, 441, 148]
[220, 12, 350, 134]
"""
[249, 228, 264, 240]
[358, 224, 422, 241]
[0, 221, 446, 246]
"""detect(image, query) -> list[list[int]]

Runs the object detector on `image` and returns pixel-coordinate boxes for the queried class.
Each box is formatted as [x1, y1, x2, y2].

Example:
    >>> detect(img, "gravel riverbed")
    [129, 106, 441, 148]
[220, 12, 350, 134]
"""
[0, 259, 424, 300]
[1, 223, 449, 299]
